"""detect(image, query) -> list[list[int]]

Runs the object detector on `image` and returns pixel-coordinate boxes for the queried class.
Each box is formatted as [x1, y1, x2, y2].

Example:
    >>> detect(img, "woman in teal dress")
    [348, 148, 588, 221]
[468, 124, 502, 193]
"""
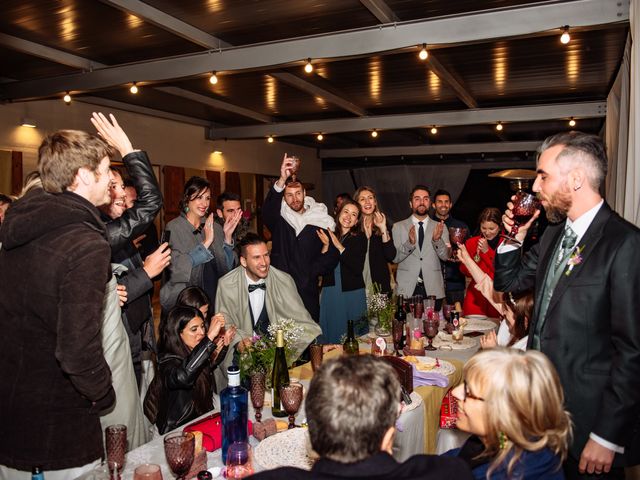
[319, 200, 367, 343]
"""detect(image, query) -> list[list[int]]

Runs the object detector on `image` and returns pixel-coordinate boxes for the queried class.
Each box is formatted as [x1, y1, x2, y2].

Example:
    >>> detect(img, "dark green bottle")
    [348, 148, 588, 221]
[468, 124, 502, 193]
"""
[271, 329, 290, 417]
[343, 319, 359, 355]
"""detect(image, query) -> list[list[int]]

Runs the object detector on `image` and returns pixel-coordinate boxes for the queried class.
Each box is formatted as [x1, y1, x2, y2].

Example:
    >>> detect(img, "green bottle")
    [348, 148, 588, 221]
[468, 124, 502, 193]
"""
[271, 329, 290, 417]
[343, 320, 359, 355]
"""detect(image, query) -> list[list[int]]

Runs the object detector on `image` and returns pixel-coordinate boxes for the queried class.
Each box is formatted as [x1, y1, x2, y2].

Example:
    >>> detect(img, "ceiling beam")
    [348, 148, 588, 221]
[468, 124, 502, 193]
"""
[360, 0, 399, 23]
[320, 141, 541, 158]
[207, 101, 607, 139]
[97, 0, 231, 49]
[1, 0, 628, 101]
[0, 32, 106, 70]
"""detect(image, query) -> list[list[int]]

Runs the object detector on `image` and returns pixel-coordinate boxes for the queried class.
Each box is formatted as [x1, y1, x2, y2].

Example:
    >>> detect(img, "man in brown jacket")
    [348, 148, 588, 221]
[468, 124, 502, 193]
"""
[0, 113, 130, 479]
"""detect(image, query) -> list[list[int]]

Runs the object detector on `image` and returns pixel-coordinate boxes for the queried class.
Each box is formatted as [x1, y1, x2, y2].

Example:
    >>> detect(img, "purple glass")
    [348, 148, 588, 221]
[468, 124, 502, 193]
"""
[503, 191, 541, 245]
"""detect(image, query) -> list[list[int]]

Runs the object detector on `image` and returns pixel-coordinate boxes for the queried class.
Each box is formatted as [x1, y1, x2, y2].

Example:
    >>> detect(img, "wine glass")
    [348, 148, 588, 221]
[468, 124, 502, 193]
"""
[133, 464, 163, 480]
[442, 304, 453, 323]
[105, 424, 127, 480]
[448, 227, 468, 259]
[502, 191, 541, 245]
[226, 442, 254, 479]
[289, 156, 301, 182]
[280, 382, 304, 430]
[250, 370, 266, 423]
[163, 432, 195, 480]
[423, 317, 439, 351]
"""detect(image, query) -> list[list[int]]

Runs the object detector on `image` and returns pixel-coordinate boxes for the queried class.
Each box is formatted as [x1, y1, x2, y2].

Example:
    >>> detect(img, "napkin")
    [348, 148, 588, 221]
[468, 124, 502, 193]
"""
[412, 365, 449, 388]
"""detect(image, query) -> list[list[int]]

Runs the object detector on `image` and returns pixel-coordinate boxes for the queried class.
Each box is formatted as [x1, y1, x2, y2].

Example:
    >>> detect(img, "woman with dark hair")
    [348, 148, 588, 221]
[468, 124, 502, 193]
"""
[459, 207, 504, 317]
[319, 200, 367, 343]
[354, 186, 396, 295]
[160, 176, 219, 311]
[177, 285, 211, 321]
[153, 305, 235, 434]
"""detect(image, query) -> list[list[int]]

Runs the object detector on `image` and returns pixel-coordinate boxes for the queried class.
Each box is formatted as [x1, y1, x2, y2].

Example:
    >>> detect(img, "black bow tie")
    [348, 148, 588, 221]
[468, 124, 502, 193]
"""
[248, 283, 266, 292]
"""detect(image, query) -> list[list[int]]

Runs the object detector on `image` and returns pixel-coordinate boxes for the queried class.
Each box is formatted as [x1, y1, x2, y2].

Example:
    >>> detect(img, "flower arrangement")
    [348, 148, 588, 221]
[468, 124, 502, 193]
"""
[565, 245, 585, 276]
[238, 318, 304, 381]
[367, 283, 395, 332]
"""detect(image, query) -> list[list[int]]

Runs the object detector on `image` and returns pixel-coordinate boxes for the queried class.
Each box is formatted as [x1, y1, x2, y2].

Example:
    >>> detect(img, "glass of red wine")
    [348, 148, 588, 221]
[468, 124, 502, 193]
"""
[502, 191, 540, 245]
[448, 227, 468, 259]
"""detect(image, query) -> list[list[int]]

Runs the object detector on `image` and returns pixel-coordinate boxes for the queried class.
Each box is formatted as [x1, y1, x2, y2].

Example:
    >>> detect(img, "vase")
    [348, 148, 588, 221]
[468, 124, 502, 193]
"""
[374, 315, 391, 336]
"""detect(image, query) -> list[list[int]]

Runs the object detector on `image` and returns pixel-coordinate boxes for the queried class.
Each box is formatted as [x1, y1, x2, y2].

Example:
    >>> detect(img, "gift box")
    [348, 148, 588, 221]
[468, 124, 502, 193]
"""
[439, 389, 458, 429]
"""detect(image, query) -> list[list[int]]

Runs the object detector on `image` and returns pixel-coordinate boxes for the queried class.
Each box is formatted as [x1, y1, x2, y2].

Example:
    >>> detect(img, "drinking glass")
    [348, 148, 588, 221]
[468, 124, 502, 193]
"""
[289, 156, 301, 182]
[448, 227, 468, 258]
[163, 432, 195, 480]
[423, 297, 435, 319]
[442, 304, 453, 322]
[423, 317, 439, 351]
[226, 442, 254, 479]
[309, 344, 324, 372]
[250, 370, 267, 423]
[503, 191, 541, 245]
[451, 328, 464, 344]
[133, 464, 163, 480]
[280, 382, 304, 429]
[105, 424, 127, 480]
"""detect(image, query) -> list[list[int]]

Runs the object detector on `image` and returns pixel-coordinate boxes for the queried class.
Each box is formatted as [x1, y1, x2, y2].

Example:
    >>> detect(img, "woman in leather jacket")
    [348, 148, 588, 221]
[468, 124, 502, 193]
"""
[155, 305, 236, 434]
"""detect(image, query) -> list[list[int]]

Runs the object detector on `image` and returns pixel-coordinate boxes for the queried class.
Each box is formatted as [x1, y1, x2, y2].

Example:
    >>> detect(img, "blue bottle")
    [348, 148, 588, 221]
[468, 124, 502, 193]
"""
[220, 366, 248, 464]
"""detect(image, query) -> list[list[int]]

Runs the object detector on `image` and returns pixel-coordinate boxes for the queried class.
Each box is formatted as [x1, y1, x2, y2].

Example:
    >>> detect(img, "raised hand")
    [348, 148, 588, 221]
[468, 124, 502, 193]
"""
[223, 209, 243, 244]
[480, 330, 498, 349]
[373, 211, 387, 234]
[278, 153, 295, 187]
[316, 229, 330, 253]
[223, 325, 237, 346]
[477, 237, 489, 254]
[207, 313, 225, 341]
[90, 112, 134, 157]
[203, 213, 215, 248]
[143, 242, 171, 279]
[408, 224, 416, 245]
[432, 220, 444, 241]
[116, 284, 127, 307]
[502, 195, 540, 245]
[328, 229, 345, 253]
[455, 242, 472, 265]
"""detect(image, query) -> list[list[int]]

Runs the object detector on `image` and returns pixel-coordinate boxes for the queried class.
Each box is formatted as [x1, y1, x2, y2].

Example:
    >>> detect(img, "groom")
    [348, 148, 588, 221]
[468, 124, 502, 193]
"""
[494, 131, 640, 479]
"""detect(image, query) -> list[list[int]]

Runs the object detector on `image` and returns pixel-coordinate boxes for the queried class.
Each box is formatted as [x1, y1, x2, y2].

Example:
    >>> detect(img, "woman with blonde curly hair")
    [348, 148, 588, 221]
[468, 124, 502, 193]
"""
[445, 348, 571, 479]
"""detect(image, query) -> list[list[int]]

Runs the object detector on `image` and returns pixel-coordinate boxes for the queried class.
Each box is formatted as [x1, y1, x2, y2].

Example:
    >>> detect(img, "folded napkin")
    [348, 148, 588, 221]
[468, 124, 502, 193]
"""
[412, 365, 449, 388]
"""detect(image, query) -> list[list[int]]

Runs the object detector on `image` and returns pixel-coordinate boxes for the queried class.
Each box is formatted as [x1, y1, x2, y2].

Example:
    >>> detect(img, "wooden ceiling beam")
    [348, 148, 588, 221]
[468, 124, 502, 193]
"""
[206, 101, 606, 139]
[1, 0, 627, 101]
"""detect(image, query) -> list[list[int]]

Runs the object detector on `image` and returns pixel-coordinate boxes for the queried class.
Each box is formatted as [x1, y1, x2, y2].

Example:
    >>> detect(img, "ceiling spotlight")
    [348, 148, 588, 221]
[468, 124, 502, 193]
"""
[371, 129, 378, 138]
[569, 118, 576, 127]
[130, 82, 139, 94]
[560, 25, 571, 44]
[317, 133, 324, 141]
[63, 92, 71, 104]
[418, 44, 429, 61]
[430, 126, 438, 135]
[209, 72, 218, 85]
[496, 121, 503, 131]
[267, 136, 274, 143]
[304, 58, 314, 74]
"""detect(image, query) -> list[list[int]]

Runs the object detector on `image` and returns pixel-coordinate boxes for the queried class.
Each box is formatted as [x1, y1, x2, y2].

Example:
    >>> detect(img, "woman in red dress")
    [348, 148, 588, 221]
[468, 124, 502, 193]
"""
[459, 207, 503, 317]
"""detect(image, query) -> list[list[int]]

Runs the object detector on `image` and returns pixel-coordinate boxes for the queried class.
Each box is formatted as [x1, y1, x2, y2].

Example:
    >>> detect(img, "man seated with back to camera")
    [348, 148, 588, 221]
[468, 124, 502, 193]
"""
[250, 355, 473, 480]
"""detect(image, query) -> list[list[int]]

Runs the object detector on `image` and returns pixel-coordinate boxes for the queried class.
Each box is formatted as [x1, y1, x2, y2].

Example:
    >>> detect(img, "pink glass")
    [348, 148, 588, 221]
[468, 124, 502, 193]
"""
[105, 424, 127, 480]
[226, 442, 254, 479]
[250, 370, 266, 423]
[503, 191, 541, 245]
[309, 344, 324, 372]
[280, 382, 304, 429]
[163, 432, 195, 480]
[133, 464, 163, 480]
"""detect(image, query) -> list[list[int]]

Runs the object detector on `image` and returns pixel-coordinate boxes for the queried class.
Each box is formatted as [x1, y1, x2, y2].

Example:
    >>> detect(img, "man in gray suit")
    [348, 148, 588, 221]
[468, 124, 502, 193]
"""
[393, 185, 450, 309]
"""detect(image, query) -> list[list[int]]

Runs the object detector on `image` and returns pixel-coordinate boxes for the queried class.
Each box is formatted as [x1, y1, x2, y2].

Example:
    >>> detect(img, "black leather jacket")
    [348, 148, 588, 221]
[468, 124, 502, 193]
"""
[156, 338, 228, 434]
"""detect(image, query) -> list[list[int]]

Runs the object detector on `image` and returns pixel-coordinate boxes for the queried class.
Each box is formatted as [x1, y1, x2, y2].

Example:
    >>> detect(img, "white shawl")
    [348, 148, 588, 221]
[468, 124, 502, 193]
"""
[280, 195, 335, 236]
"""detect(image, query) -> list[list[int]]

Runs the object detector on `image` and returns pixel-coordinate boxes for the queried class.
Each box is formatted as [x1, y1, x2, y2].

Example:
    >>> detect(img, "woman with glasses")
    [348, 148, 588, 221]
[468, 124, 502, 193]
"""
[445, 349, 571, 479]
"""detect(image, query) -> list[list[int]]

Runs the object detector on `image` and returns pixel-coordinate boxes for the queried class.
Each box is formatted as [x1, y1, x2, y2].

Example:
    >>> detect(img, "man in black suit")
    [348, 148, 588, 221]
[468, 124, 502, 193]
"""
[494, 131, 640, 479]
[249, 355, 472, 480]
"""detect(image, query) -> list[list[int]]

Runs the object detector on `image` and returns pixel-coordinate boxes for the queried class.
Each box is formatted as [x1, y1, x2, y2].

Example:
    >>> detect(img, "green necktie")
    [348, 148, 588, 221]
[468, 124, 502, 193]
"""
[532, 226, 577, 350]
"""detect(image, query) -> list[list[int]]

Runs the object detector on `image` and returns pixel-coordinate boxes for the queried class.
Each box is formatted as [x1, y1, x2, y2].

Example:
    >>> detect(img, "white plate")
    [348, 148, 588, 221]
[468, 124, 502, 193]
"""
[461, 317, 497, 332]
[433, 332, 478, 350]
[465, 314, 488, 320]
[404, 356, 456, 376]
[254, 427, 315, 471]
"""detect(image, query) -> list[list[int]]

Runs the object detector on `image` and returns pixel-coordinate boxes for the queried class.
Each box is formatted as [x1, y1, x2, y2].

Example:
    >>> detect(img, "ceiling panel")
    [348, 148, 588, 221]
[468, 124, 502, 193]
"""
[0, 46, 79, 80]
[386, 0, 558, 21]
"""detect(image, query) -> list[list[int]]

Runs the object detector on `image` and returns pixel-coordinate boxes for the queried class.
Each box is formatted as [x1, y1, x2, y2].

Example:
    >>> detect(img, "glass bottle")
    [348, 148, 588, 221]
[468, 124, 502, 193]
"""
[343, 319, 359, 355]
[271, 329, 290, 418]
[220, 366, 248, 465]
[32, 467, 45, 480]
[395, 295, 407, 349]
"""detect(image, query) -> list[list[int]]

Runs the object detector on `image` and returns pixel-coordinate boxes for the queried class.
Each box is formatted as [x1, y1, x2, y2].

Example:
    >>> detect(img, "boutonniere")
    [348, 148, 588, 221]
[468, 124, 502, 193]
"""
[565, 245, 585, 276]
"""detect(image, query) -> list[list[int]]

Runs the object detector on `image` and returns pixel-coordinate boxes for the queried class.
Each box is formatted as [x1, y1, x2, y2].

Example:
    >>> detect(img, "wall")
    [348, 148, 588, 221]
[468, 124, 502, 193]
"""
[0, 100, 322, 197]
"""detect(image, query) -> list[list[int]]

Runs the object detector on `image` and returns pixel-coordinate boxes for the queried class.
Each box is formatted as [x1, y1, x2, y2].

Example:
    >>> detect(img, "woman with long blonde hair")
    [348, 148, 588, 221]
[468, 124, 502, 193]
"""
[446, 348, 571, 479]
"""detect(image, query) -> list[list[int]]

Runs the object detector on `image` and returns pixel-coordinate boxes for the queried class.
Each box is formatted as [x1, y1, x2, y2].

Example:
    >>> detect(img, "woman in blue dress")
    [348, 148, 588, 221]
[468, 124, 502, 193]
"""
[319, 200, 367, 343]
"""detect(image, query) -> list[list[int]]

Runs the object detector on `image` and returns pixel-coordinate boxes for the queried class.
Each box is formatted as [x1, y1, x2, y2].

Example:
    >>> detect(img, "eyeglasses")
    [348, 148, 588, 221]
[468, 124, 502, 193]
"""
[463, 381, 485, 402]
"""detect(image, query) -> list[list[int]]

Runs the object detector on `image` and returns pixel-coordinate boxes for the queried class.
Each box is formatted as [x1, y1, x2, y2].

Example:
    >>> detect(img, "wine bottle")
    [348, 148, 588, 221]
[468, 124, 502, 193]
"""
[271, 329, 290, 418]
[220, 366, 248, 465]
[343, 319, 359, 355]
[31, 467, 44, 480]
[395, 295, 407, 349]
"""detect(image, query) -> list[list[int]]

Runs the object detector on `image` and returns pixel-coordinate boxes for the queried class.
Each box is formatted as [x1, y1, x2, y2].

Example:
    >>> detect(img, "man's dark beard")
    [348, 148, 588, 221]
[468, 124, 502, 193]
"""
[413, 205, 428, 216]
[540, 187, 572, 223]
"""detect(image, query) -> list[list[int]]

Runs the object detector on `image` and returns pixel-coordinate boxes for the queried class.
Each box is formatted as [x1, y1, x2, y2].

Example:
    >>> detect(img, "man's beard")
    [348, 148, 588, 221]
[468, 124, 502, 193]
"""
[540, 185, 572, 223]
[413, 205, 428, 216]
[288, 201, 304, 212]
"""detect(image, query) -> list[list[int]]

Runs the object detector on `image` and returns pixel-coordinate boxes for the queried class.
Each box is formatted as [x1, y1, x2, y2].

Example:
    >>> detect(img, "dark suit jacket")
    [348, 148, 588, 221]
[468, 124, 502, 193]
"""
[494, 202, 640, 467]
[249, 452, 473, 480]
[322, 232, 367, 292]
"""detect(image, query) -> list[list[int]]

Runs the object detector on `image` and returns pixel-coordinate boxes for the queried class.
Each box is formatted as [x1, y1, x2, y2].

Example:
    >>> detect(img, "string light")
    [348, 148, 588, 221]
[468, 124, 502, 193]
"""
[496, 121, 503, 131]
[304, 58, 313, 74]
[430, 126, 437, 135]
[63, 92, 71, 104]
[209, 72, 218, 85]
[317, 133, 324, 141]
[560, 26, 571, 44]
[569, 118, 576, 127]
[418, 44, 429, 61]
[371, 129, 378, 138]
[267, 136, 274, 143]
[130, 82, 139, 94]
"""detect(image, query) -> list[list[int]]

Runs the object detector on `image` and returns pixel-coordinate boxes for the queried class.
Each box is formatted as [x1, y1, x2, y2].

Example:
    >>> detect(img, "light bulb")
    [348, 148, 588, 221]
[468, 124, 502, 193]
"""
[560, 26, 570, 44]
[209, 72, 218, 85]
[317, 134, 324, 141]
[371, 130, 378, 138]
[63, 93, 71, 104]
[419, 44, 428, 61]
[430, 126, 437, 135]
[267, 136, 274, 143]
[130, 83, 138, 94]
[304, 59, 313, 74]
[496, 122, 503, 131]
[569, 118, 576, 127]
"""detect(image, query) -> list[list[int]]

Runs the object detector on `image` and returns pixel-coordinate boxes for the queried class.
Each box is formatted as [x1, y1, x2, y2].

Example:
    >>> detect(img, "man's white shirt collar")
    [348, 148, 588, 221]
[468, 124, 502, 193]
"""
[566, 199, 604, 244]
